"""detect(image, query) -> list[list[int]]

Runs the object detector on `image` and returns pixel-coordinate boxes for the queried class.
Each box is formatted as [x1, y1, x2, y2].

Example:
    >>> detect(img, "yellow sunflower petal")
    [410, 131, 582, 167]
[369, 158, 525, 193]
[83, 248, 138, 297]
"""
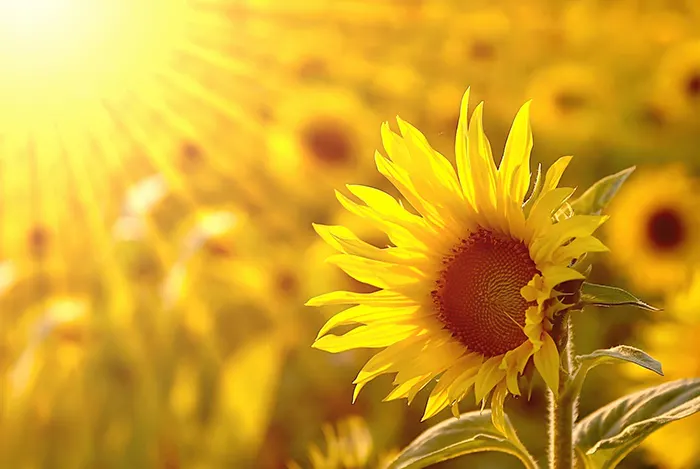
[540, 265, 585, 289]
[315, 304, 424, 340]
[326, 254, 423, 289]
[345, 185, 431, 234]
[501, 342, 534, 395]
[305, 289, 413, 307]
[335, 190, 430, 249]
[467, 102, 498, 214]
[533, 333, 560, 396]
[526, 187, 576, 235]
[491, 381, 509, 434]
[395, 117, 464, 202]
[447, 365, 481, 409]
[422, 355, 479, 420]
[551, 236, 609, 265]
[313, 324, 420, 353]
[314, 224, 429, 266]
[500, 100, 533, 203]
[374, 152, 446, 228]
[531, 215, 608, 262]
[455, 87, 476, 206]
[384, 374, 433, 402]
[352, 338, 426, 402]
[474, 355, 507, 404]
[541, 155, 573, 194]
[381, 123, 460, 218]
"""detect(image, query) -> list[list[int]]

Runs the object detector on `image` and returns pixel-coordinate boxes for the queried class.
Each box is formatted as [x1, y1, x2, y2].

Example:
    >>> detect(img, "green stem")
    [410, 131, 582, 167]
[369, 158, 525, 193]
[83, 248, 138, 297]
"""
[549, 315, 577, 469]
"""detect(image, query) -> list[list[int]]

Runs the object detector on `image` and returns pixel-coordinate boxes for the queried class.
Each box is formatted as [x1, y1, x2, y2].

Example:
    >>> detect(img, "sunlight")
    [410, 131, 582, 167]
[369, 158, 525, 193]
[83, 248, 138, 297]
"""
[0, 0, 186, 130]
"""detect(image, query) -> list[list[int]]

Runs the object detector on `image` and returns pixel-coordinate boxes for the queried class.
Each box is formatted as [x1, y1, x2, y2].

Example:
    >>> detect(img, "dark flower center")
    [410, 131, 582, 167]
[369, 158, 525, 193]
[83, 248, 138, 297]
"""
[554, 91, 587, 113]
[685, 72, 700, 98]
[301, 120, 354, 165]
[276, 270, 300, 296]
[646, 208, 686, 251]
[180, 142, 203, 166]
[469, 41, 496, 60]
[28, 225, 50, 257]
[432, 229, 538, 357]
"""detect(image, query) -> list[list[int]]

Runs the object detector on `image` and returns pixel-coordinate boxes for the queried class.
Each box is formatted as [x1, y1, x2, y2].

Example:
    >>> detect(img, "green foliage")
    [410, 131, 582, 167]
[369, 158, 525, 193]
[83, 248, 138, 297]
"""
[386, 410, 537, 469]
[574, 378, 700, 469]
[570, 167, 636, 216]
[569, 346, 663, 398]
[579, 282, 658, 311]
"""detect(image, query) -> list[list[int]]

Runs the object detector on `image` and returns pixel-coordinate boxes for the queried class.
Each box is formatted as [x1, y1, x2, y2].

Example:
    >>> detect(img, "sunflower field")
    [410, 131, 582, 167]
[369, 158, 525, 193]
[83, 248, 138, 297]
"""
[1, 0, 700, 468]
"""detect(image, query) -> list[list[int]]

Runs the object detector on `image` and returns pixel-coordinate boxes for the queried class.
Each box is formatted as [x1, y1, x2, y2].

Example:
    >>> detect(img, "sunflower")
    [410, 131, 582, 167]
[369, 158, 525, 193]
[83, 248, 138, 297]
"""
[268, 86, 382, 204]
[308, 89, 608, 421]
[288, 416, 397, 469]
[628, 271, 700, 468]
[438, 9, 511, 72]
[525, 62, 614, 147]
[605, 165, 700, 294]
[653, 39, 700, 123]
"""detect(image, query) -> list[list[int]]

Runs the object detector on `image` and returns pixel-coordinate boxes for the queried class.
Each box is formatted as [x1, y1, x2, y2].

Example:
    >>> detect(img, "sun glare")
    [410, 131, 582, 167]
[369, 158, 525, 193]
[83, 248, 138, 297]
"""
[0, 0, 185, 129]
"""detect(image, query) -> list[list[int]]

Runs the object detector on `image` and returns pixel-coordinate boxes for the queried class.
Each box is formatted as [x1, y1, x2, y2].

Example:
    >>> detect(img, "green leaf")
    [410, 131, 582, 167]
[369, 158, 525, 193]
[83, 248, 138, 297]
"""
[570, 166, 635, 216]
[568, 346, 663, 399]
[387, 410, 537, 469]
[574, 378, 700, 469]
[579, 282, 658, 311]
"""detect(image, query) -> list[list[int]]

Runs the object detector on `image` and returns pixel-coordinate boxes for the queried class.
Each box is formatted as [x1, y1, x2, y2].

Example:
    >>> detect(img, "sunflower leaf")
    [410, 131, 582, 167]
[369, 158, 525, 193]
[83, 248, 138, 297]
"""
[568, 346, 663, 400]
[570, 166, 635, 216]
[574, 378, 700, 469]
[386, 410, 537, 469]
[577, 346, 663, 377]
[578, 282, 658, 311]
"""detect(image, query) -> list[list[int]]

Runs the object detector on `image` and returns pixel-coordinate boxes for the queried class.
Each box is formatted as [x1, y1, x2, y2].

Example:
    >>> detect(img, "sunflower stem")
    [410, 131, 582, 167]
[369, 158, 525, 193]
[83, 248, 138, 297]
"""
[549, 314, 576, 469]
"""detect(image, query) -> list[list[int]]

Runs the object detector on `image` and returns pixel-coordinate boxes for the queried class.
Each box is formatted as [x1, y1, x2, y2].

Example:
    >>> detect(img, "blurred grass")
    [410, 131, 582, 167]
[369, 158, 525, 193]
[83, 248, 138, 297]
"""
[1, 0, 700, 468]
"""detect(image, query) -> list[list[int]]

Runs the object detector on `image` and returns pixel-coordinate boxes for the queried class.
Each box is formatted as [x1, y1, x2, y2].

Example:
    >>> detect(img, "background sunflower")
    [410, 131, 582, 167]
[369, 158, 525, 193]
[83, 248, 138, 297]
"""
[1, 0, 699, 468]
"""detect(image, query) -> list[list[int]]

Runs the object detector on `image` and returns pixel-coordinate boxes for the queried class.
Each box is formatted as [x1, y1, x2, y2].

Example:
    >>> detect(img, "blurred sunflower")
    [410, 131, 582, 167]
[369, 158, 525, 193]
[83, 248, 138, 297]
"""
[288, 416, 397, 469]
[605, 165, 700, 294]
[309, 89, 608, 422]
[630, 272, 700, 468]
[273, 26, 350, 84]
[525, 62, 614, 148]
[268, 86, 382, 203]
[438, 8, 511, 74]
[653, 39, 700, 123]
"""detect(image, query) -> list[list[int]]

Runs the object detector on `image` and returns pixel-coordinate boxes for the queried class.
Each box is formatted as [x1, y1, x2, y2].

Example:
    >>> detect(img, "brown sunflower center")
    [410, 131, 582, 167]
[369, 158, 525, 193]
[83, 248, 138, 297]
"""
[301, 120, 354, 165]
[28, 225, 50, 258]
[469, 40, 496, 60]
[554, 91, 587, 114]
[685, 72, 700, 98]
[432, 229, 539, 357]
[646, 207, 686, 251]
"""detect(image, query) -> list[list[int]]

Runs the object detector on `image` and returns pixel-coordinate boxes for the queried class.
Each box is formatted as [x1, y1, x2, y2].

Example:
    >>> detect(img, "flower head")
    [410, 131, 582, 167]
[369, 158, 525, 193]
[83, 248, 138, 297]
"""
[605, 165, 700, 294]
[308, 89, 608, 423]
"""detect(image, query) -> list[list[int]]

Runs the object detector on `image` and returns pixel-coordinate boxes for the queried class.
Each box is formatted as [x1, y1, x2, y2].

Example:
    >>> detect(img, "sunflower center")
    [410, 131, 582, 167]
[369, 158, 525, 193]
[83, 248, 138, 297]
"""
[469, 40, 496, 60]
[301, 120, 354, 165]
[685, 72, 700, 98]
[554, 91, 587, 113]
[646, 208, 686, 251]
[432, 229, 538, 357]
[180, 141, 203, 168]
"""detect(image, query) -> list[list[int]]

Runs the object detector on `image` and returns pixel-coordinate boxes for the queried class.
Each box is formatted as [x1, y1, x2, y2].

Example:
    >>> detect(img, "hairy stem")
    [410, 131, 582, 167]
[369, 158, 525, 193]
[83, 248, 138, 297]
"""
[549, 314, 577, 469]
